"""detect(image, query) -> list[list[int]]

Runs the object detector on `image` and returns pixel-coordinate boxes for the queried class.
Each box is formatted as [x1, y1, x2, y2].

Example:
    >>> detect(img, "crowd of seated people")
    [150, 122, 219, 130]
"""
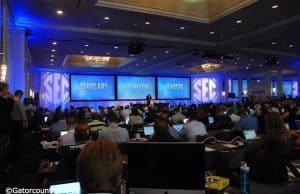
[3, 86, 300, 188]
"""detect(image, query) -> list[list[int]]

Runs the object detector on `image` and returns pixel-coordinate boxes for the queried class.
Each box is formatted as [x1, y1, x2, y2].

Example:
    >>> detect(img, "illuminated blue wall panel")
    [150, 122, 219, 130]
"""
[157, 77, 190, 99]
[70, 75, 115, 101]
[117, 76, 155, 100]
[191, 76, 222, 103]
[40, 72, 70, 110]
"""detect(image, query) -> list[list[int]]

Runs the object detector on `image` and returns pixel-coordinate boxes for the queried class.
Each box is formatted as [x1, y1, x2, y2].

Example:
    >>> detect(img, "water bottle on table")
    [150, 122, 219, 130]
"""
[240, 161, 250, 194]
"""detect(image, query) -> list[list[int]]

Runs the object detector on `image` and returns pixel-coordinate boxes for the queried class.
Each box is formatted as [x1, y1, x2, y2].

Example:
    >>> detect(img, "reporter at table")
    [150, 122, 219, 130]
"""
[77, 140, 123, 194]
[247, 111, 292, 183]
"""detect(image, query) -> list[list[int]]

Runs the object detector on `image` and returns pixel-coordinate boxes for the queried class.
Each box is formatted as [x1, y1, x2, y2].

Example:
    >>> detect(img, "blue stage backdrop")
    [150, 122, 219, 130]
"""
[117, 76, 156, 100]
[70, 75, 115, 101]
[157, 77, 191, 99]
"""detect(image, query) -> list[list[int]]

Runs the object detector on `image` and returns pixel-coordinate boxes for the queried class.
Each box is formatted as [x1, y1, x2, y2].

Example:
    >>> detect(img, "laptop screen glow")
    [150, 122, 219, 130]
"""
[49, 181, 81, 194]
[144, 126, 154, 136]
[60, 131, 67, 136]
[173, 124, 184, 132]
[243, 130, 257, 140]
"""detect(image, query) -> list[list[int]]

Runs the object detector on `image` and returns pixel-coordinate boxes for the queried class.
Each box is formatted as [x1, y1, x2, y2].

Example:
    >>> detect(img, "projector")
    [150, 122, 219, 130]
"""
[128, 43, 144, 55]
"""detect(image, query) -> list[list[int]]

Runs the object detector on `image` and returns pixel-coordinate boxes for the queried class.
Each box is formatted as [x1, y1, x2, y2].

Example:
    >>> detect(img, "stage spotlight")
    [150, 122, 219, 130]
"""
[128, 43, 144, 55]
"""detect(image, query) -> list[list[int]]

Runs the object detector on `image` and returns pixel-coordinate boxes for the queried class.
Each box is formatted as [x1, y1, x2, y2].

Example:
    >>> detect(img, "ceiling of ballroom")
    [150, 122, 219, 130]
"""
[7, 0, 300, 76]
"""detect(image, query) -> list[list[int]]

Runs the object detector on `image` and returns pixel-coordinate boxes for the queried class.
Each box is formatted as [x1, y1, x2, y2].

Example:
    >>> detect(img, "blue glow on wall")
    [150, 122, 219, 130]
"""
[117, 76, 156, 100]
[70, 75, 115, 101]
[157, 77, 190, 99]
[232, 80, 239, 97]
[283, 81, 292, 96]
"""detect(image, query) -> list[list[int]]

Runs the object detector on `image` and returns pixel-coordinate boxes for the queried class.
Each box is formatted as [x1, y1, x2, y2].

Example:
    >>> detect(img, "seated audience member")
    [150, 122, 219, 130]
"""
[77, 140, 123, 194]
[210, 108, 233, 130]
[180, 112, 207, 141]
[282, 104, 297, 130]
[74, 123, 92, 148]
[247, 112, 292, 183]
[99, 113, 129, 142]
[87, 112, 106, 132]
[58, 113, 78, 146]
[144, 108, 158, 124]
[49, 111, 66, 139]
[227, 108, 241, 124]
[150, 119, 177, 141]
[128, 108, 144, 126]
[120, 105, 131, 119]
[170, 108, 185, 124]
[53, 123, 91, 181]
[235, 108, 258, 131]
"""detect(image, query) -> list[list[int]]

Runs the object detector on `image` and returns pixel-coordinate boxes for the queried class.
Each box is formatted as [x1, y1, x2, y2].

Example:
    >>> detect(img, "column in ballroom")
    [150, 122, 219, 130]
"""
[8, 27, 26, 93]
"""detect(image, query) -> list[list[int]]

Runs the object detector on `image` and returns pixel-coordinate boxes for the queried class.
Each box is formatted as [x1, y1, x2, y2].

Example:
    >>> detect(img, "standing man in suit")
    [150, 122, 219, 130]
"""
[146, 93, 152, 106]
[0, 82, 14, 173]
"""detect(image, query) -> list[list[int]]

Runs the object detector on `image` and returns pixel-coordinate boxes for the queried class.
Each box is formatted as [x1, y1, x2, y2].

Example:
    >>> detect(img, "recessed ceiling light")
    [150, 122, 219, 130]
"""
[84, 44, 89, 47]
[106, 52, 110, 55]
[51, 49, 56, 52]
[234, 69, 237, 71]
[247, 64, 251, 66]
[104, 16, 110, 20]
[50, 63, 53, 66]
[246, 66, 249, 69]
[165, 50, 169, 54]
[210, 31, 215, 35]
[236, 57, 240, 60]
[259, 64, 263, 67]
[236, 20, 242, 24]
[153, 56, 156, 58]
[80, 51, 84, 54]
[114, 46, 118, 49]
[272, 4, 279, 9]
[257, 79, 260, 82]
[143, 59, 147, 62]
[180, 26, 185, 30]
[145, 21, 151, 25]
[135, 63, 139, 66]
[0, 52, 3, 55]
[251, 58, 255, 61]
[50, 59, 54, 62]
[234, 62, 238, 65]
[130, 54, 134, 57]
[56, 10, 64, 15]
[52, 41, 57, 45]
[51, 55, 54, 58]
[272, 42, 277, 45]
[289, 44, 294, 48]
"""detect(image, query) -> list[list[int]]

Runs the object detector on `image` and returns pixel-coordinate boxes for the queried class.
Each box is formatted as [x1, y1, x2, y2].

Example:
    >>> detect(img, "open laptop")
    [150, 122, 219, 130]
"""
[49, 181, 81, 194]
[173, 124, 184, 132]
[60, 130, 68, 136]
[243, 129, 260, 141]
[208, 117, 214, 124]
[125, 116, 130, 125]
[183, 118, 188, 124]
[144, 125, 155, 136]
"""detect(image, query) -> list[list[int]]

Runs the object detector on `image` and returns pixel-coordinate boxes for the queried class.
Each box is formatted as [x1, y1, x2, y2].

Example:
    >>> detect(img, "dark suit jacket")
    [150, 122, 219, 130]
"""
[0, 96, 14, 134]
